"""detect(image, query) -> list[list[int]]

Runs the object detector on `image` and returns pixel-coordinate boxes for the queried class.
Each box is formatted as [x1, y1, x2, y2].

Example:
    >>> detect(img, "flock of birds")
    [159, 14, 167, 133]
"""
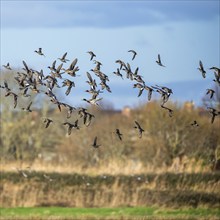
[1, 48, 220, 148]
[1, 48, 220, 181]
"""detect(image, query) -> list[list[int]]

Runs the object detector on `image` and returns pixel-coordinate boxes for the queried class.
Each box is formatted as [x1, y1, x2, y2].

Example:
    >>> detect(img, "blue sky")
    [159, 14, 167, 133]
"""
[1, 1, 219, 109]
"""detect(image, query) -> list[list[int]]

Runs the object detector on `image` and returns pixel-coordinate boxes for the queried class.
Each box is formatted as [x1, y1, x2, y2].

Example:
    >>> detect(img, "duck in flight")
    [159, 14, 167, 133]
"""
[207, 107, 220, 124]
[34, 48, 45, 56]
[156, 54, 165, 67]
[114, 128, 123, 141]
[21, 102, 33, 112]
[87, 51, 96, 61]
[191, 120, 199, 127]
[198, 60, 206, 78]
[43, 118, 53, 128]
[206, 89, 215, 99]
[58, 52, 69, 63]
[2, 62, 12, 70]
[91, 136, 100, 148]
[128, 50, 137, 60]
[134, 121, 144, 138]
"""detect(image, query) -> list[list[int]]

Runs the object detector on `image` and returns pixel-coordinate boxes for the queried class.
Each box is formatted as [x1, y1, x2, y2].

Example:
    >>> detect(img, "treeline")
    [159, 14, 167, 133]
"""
[1, 96, 219, 172]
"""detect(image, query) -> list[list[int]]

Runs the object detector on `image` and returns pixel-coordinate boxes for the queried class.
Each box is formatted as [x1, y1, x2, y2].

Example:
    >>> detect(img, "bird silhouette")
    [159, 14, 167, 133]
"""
[207, 107, 220, 123]
[128, 50, 137, 60]
[62, 103, 76, 119]
[34, 48, 45, 56]
[198, 60, 206, 78]
[134, 121, 144, 138]
[191, 120, 199, 127]
[22, 102, 33, 112]
[144, 85, 154, 101]
[63, 120, 79, 135]
[62, 79, 75, 96]
[213, 72, 220, 86]
[82, 97, 103, 106]
[58, 52, 69, 63]
[115, 128, 123, 141]
[43, 118, 53, 128]
[156, 54, 165, 67]
[113, 68, 123, 79]
[2, 62, 12, 70]
[206, 89, 215, 99]
[161, 104, 174, 117]
[115, 59, 126, 70]
[87, 51, 96, 61]
[209, 67, 220, 77]
[91, 136, 100, 148]
[48, 60, 57, 71]
[5, 91, 18, 108]
[63, 58, 79, 77]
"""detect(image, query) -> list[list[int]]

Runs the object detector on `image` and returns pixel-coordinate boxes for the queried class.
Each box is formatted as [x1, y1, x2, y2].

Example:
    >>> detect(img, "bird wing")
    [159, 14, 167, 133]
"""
[22, 60, 29, 71]
[199, 60, 204, 69]
[13, 94, 18, 108]
[211, 114, 215, 124]
[86, 72, 93, 82]
[62, 52, 67, 59]
[52, 60, 56, 69]
[70, 58, 78, 69]
[148, 90, 152, 101]
[68, 126, 72, 135]
[65, 86, 72, 96]
[158, 54, 161, 63]
[45, 120, 50, 128]
[27, 102, 32, 109]
[56, 63, 63, 73]
[137, 88, 144, 97]
[93, 136, 97, 146]
[134, 121, 141, 129]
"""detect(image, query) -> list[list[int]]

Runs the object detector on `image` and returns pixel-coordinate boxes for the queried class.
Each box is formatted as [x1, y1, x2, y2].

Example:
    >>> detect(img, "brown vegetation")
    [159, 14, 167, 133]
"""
[1, 97, 219, 174]
[1, 70, 220, 209]
[1, 172, 220, 208]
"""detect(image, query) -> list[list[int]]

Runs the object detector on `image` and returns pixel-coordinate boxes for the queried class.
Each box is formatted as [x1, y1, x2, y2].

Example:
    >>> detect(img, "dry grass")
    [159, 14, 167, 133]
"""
[0, 156, 211, 176]
[1, 171, 220, 208]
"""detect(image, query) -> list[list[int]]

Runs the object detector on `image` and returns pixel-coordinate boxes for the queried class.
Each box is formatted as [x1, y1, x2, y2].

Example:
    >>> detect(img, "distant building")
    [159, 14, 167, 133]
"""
[122, 106, 131, 117]
[183, 101, 195, 112]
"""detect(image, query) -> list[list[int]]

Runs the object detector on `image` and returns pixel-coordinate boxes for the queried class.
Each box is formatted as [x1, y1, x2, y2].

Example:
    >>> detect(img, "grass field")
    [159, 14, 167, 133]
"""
[0, 207, 220, 220]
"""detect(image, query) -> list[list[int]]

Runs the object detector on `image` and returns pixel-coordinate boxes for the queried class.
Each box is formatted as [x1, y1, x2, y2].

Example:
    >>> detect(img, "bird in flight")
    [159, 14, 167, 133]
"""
[134, 121, 144, 138]
[156, 54, 165, 67]
[43, 118, 53, 128]
[5, 91, 18, 109]
[34, 48, 45, 56]
[22, 102, 33, 112]
[191, 120, 199, 127]
[87, 51, 96, 61]
[198, 60, 206, 78]
[128, 50, 137, 60]
[63, 120, 79, 135]
[82, 97, 103, 106]
[160, 104, 174, 117]
[207, 107, 220, 124]
[91, 136, 100, 148]
[114, 128, 123, 141]
[62, 79, 75, 96]
[206, 89, 215, 99]
[58, 52, 69, 63]
[2, 62, 12, 70]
